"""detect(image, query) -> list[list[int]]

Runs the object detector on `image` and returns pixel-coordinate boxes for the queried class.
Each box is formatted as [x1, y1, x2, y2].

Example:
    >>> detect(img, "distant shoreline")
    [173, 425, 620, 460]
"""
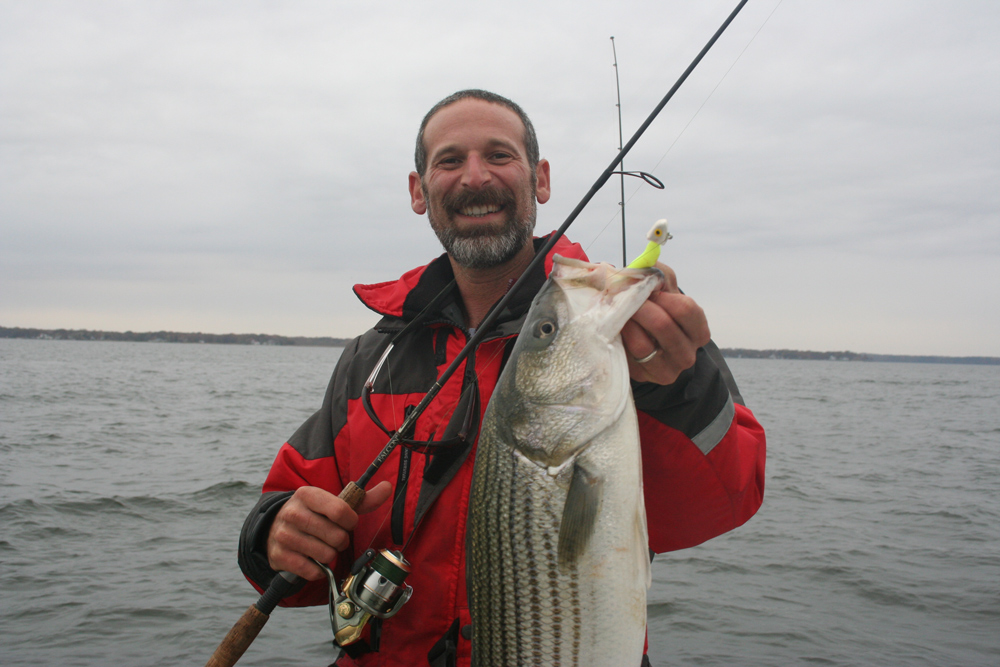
[3, 326, 998, 365]
[0, 325, 351, 348]
[718, 348, 999, 365]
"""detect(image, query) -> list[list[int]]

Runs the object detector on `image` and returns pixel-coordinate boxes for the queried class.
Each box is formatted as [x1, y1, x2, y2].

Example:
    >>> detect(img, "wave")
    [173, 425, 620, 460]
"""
[0, 481, 258, 525]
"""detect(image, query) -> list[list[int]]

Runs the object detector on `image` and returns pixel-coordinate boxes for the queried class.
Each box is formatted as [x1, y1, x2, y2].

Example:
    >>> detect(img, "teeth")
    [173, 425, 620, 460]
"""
[460, 205, 501, 217]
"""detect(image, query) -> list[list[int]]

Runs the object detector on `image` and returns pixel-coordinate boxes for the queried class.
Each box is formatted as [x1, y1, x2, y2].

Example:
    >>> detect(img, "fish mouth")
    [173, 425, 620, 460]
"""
[550, 256, 664, 339]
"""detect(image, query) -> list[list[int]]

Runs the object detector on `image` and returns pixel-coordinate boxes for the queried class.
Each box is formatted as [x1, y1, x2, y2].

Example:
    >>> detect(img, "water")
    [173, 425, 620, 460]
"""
[1, 339, 998, 666]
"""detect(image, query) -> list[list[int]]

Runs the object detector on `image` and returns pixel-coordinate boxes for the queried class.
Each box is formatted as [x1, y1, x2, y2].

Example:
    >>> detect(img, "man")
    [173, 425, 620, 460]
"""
[238, 89, 766, 666]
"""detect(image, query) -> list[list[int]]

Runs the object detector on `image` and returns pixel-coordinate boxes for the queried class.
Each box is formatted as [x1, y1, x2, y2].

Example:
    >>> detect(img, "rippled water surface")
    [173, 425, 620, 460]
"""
[1, 339, 998, 666]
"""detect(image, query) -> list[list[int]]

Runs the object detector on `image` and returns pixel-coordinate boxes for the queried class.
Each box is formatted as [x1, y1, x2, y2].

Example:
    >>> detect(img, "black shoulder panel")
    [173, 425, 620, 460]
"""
[286, 335, 363, 461]
[287, 324, 445, 461]
[704, 340, 744, 406]
[632, 341, 739, 453]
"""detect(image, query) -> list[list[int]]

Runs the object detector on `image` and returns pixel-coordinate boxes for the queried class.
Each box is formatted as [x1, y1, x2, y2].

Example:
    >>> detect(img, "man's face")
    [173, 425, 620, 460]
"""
[409, 98, 550, 269]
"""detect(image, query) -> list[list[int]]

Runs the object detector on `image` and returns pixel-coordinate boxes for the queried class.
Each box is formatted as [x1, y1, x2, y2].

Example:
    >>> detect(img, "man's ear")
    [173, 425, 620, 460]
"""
[409, 172, 427, 215]
[535, 159, 551, 204]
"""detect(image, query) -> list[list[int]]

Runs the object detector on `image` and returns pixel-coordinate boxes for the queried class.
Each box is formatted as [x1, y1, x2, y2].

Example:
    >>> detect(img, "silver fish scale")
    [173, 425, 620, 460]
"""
[470, 412, 646, 666]
[470, 418, 589, 666]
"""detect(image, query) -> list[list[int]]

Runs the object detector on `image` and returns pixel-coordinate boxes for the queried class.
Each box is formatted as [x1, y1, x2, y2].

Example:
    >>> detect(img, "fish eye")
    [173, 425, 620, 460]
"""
[535, 319, 557, 338]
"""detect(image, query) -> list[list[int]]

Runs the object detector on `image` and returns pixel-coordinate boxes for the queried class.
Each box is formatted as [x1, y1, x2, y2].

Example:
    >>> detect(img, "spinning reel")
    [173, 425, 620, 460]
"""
[315, 548, 413, 647]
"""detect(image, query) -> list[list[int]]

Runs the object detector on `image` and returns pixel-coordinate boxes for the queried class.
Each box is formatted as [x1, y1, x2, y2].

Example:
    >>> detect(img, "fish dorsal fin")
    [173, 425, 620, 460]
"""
[557, 461, 604, 568]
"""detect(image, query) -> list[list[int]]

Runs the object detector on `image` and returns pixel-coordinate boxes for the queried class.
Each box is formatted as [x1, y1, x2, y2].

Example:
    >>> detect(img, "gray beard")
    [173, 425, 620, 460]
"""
[425, 184, 536, 270]
[433, 217, 534, 269]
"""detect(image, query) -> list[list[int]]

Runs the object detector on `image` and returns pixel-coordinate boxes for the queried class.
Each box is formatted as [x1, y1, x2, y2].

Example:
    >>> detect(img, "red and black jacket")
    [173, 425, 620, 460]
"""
[238, 233, 766, 666]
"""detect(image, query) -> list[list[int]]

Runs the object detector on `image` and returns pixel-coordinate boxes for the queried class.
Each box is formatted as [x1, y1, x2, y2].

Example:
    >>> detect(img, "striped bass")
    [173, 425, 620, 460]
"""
[468, 256, 663, 666]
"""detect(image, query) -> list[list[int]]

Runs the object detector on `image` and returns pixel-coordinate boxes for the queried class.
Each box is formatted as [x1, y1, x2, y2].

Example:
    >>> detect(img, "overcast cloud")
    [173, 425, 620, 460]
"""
[2, 0, 998, 355]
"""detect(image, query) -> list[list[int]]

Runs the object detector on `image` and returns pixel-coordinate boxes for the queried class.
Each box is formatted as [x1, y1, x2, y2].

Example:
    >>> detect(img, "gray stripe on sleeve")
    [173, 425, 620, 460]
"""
[691, 393, 735, 455]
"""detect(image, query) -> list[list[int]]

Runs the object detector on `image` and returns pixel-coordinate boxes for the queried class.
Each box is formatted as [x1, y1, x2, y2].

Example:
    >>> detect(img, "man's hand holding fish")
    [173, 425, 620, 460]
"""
[622, 261, 712, 386]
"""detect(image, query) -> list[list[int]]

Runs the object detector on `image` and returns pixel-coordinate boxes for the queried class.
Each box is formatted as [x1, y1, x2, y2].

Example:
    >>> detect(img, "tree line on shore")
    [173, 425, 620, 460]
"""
[721, 347, 999, 365]
[3, 326, 997, 364]
[0, 326, 349, 348]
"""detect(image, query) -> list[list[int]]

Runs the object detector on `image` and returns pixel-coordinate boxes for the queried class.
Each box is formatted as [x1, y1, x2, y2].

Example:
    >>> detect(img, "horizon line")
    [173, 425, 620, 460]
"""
[2, 325, 998, 364]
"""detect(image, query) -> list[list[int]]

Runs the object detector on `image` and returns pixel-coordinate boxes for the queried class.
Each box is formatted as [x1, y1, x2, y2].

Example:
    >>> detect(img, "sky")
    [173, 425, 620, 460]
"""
[2, 0, 998, 356]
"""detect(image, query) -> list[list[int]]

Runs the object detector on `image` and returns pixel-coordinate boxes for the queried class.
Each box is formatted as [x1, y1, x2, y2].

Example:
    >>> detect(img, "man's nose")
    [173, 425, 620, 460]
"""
[461, 153, 492, 189]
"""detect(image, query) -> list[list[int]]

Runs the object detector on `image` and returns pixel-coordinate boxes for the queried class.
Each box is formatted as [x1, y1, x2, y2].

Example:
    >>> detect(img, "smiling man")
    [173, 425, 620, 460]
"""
[413, 95, 546, 268]
[409, 92, 551, 330]
[238, 89, 766, 667]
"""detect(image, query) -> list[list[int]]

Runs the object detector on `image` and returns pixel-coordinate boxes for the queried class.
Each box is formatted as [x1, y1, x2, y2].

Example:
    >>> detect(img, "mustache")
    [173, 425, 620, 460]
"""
[440, 186, 515, 212]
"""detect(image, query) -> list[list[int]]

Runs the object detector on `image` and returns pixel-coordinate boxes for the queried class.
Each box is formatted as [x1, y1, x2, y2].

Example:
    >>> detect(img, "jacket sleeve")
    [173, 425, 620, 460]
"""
[634, 341, 766, 553]
[236, 337, 361, 607]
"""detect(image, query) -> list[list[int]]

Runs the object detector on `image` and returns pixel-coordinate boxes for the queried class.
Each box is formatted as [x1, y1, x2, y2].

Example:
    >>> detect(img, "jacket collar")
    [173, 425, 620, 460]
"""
[353, 233, 589, 332]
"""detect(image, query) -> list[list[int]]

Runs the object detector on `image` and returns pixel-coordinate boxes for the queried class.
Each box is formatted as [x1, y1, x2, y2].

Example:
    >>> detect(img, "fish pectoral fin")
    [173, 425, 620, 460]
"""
[557, 462, 604, 568]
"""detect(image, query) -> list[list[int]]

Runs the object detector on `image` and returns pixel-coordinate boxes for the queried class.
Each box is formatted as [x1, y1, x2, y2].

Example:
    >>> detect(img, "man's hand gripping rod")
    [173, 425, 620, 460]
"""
[204, 483, 368, 667]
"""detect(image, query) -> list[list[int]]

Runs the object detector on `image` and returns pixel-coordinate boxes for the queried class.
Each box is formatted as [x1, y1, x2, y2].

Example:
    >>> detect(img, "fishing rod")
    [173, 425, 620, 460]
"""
[205, 1, 750, 664]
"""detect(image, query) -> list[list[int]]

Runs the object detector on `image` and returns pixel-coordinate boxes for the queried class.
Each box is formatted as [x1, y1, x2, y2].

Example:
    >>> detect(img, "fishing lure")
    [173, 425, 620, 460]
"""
[627, 219, 672, 269]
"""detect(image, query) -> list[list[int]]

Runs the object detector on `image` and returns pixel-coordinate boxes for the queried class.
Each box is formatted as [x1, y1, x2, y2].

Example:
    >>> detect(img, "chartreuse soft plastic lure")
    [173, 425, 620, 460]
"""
[626, 219, 672, 269]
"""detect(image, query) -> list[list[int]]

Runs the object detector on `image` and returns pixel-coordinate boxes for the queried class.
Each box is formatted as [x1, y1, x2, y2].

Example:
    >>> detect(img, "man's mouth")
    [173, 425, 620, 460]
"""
[458, 204, 503, 218]
[441, 186, 514, 221]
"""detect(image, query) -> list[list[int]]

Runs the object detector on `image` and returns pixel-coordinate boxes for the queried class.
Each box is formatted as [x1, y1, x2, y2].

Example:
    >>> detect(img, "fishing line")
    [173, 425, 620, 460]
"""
[361, 487, 399, 553]
[642, 0, 784, 178]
